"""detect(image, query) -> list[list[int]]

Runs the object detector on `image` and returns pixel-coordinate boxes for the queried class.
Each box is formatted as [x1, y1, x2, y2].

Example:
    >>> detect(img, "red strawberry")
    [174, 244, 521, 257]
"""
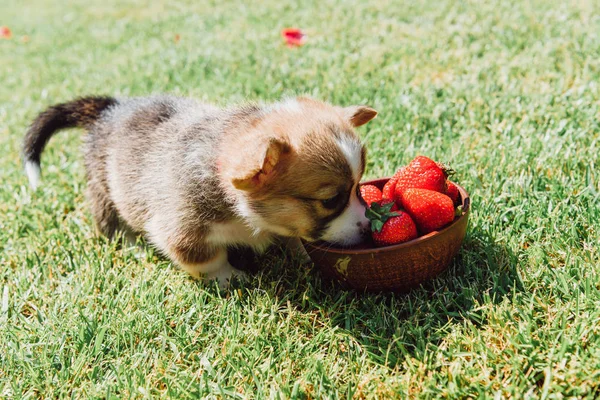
[446, 181, 460, 206]
[381, 168, 404, 200]
[365, 202, 417, 246]
[359, 184, 382, 206]
[393, 156, 448, 202]
[399, 188, 455, 234]
[372, 213, 418, 246]
[381, 178, 396, 200]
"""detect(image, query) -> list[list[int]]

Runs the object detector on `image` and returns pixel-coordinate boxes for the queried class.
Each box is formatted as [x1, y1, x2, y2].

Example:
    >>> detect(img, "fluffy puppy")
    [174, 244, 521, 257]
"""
[23, 95, 377, 285]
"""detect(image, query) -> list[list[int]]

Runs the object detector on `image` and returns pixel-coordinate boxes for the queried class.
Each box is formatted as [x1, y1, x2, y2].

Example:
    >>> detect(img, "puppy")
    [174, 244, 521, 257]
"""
[23, 95, 377, 285]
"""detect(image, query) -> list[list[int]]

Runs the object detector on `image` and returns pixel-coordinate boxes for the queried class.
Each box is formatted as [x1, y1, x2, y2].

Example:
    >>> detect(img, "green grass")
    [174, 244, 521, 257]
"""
[1, 0, 600, 397]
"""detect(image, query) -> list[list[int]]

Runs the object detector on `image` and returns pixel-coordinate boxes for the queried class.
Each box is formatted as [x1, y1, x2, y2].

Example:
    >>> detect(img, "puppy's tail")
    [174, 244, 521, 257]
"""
[22, 96, 117, 189]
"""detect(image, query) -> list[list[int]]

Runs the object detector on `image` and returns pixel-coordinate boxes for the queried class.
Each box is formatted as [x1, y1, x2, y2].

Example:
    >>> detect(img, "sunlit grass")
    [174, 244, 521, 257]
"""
[1, 0, 599, 397]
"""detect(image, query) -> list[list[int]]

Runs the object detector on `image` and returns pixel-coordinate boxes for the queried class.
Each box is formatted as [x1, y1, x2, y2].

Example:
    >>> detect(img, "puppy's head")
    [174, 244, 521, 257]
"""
[221, 97, 377, 246]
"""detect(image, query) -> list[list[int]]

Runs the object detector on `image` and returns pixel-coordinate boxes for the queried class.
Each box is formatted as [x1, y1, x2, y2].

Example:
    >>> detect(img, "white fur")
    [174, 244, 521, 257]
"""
[206, 220, 273, 251]
[320, 185, 369, 245]
[25, 161, 41, 189]
[336, 136, 362, 180]
[204, 263, 247, 288]
[233, 197, 256, 225]
[269, 98, 302, 114]
[143, 214, 176, 256]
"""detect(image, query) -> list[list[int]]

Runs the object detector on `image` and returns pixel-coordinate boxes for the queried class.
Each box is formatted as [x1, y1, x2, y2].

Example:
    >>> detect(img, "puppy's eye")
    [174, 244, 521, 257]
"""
[321, 193, 341, 209]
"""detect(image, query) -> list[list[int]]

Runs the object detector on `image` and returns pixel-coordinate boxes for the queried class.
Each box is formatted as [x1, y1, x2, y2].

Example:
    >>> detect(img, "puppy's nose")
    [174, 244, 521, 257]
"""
[358, 223, 370, 237]
[356, 221, 369, 229]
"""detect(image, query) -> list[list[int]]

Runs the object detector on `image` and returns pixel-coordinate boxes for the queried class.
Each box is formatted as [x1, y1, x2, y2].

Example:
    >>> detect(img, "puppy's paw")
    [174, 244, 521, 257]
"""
[204, 264, 248, 289]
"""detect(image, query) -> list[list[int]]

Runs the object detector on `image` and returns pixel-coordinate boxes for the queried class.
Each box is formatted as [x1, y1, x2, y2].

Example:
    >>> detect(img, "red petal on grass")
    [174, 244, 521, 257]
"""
[0, 26, 12, 39]
[281, 28, 305, 47]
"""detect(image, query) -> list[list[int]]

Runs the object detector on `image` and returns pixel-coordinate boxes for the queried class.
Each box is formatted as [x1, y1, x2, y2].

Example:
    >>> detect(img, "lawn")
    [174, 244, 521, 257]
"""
[1, 0, 599, 398]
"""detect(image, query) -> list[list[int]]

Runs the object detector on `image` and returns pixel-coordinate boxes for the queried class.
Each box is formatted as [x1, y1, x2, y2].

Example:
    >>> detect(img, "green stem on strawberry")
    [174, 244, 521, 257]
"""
[365, 202, 399, 233]
[437, 162, 455, 178]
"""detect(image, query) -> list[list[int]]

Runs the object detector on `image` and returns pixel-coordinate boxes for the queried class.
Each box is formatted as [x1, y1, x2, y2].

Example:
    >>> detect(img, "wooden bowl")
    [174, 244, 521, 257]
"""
[302, 179, 470, 292]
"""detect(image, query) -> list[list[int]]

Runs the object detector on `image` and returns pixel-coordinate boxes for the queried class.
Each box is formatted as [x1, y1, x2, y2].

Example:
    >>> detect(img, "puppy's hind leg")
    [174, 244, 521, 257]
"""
[86, 178, 120, 239]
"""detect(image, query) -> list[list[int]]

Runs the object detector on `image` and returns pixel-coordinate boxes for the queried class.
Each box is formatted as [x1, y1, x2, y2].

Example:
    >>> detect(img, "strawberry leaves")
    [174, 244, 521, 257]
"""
[365, 201, 399, 233]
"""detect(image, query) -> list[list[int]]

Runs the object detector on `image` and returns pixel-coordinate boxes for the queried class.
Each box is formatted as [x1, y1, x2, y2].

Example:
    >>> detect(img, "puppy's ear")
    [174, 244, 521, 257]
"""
[342, 105, 378, 127]
[231, 138, 291, 191]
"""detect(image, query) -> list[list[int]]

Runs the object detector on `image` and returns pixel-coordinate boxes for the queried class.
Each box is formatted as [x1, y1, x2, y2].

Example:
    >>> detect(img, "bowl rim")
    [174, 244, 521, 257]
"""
[303, 178, 470, 255]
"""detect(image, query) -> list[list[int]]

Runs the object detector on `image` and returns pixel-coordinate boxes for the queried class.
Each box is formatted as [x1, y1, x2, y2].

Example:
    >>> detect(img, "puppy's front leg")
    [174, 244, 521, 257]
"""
[283, 237, 311, 264]
[172, 246, 246, 288]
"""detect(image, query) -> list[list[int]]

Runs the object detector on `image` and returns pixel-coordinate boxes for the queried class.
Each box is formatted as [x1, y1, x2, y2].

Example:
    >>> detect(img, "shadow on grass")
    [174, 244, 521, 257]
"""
[117, 224, 522, 369]
[239, 226, 524, 368]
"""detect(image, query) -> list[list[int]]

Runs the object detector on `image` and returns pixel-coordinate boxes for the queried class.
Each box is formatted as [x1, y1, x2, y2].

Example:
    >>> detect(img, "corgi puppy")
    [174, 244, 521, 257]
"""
[23, 95, 377, 286]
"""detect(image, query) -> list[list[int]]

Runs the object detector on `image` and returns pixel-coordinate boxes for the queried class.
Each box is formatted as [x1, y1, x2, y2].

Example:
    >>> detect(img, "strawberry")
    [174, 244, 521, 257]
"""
[359, 184, 382, 206]
[399, 188, 455, 234]
[393, 156, 448, 202]
[446, 181, 460, 206]
[372, 213, 418, 247]
[365, 202, 417, 246]
[381, 168, 404, 200]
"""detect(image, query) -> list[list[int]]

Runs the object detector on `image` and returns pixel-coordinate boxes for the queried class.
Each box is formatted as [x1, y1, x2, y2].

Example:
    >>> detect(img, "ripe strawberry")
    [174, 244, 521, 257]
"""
[393, 156, 448, 202]
[381, 168, 404, 200]
[365, 202, 417, 246]
[399, 188, 455, 234]
[359, 184, 382, 206]
[372, 213, 418, 247]
[446, 181, 460, 206]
